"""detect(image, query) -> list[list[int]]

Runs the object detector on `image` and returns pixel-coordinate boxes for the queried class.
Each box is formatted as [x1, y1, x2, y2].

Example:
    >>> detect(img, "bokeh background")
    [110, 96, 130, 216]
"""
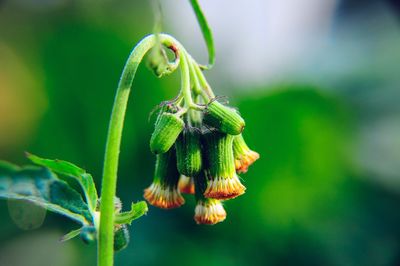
[1, 0, 400, 265]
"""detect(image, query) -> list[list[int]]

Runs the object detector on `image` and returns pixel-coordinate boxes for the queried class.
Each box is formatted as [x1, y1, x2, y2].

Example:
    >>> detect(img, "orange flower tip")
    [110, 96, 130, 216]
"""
[235, 150, 260, 173]
[144, 183, 185, 209]
[203, 175, 246, 200]
[236, 167, 248, 174]
[178, 175, 195, 194]
[194, 200, 226, 225]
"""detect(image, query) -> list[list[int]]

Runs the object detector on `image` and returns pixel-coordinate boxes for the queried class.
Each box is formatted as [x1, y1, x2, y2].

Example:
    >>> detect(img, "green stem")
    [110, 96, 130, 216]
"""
[181, 53, 193, 107]
[190, 55, 215, 98]
[181, 53, 204, 111]
[188, 55, 202, 96]
[98, 33, 180, 266]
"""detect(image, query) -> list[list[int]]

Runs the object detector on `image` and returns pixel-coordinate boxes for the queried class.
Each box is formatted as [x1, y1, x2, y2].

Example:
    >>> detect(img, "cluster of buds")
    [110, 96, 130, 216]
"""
[144, 49, 259, 225]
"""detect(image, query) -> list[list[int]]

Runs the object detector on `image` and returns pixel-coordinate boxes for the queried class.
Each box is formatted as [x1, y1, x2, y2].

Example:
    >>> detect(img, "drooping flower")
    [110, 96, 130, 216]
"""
[194, 198, 226, 225]
[194, 171, 226, 225]
[233, 134, 259, 173]
[203, 100, 245, 135]
[144, 148, 185, 209]
[150, 111, 184, 154]
[202, 130, 245, 200]
[175, 127, 202, 177]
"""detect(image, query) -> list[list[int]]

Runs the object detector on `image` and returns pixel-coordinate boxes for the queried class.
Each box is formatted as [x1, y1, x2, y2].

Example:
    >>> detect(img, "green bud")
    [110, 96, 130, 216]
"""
[203, 100, 245, 135]
[175, 127, 202, 177]
[148, 47, 173, 78]
[79, 222, 129, 251]
[80, 226, 96, 244]
[150, 112, 184, 154]
[144, 147, 185, 209]
[113, 225, 129, 252]
[202, 130, 245, 200]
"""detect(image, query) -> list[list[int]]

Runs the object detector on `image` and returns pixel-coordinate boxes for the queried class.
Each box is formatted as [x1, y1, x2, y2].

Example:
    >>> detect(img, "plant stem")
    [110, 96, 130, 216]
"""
[180, 53, 193, 107]
[98, 33, 180, 266]
[188, 55, 202, 95]
[190, 55, 215, 98]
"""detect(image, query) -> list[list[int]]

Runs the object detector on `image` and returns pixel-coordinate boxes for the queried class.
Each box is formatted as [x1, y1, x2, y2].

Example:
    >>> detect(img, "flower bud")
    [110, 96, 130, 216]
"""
[178, 175, 195, 194]
[203, 100, 245, 135]
[148, 47, 172, 78]
[150, 112, 184, 154]
[194, 171, 226, 225]
[80, 226, 96, 244]
[175, 127, 202, 177]
[113, 225, 129, 252]
[144, 148, 185, 209]
[233, 134, 260, 173]
[202, 130, 245, 200]
[194, 198, 226, 225]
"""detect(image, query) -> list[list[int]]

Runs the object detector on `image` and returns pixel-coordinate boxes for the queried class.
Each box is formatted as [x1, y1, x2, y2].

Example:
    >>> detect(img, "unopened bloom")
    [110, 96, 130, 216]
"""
[203, 100, 245, 135]
[144, 148, 185, 208]
[150, 112, 184, 154]
[178, 175, 195, 194]
[175, 127, 202, 177]
[233, 134, 259, 173]
[194, 172, 226, 225]
[202, 130, 245, 200]
[113, 225, 129, 252]
[194, 198, 226, 225]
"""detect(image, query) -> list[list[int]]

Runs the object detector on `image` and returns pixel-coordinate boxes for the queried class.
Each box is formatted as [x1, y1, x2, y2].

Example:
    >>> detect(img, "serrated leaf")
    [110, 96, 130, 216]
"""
[60, 228, 82, 242]
[115, 201, 148, 225]
[26, 153, 98, 214]
[189, 0, 215, 69]
[0, 161, 92, 225]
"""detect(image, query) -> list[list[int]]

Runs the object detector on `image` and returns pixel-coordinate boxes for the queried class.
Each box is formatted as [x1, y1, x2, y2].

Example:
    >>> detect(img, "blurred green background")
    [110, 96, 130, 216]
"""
[1, 0, 400, 265]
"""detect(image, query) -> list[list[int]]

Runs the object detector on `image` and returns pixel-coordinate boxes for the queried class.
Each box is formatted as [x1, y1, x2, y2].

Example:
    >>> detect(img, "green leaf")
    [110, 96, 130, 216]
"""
[60, 228, 82, 242]
[26, 153, 98, 214]
[189, 0, 215, 69]
[0, 160, 20, 171]
[115, 201, 148, 225]
[0, 161, 92, 225]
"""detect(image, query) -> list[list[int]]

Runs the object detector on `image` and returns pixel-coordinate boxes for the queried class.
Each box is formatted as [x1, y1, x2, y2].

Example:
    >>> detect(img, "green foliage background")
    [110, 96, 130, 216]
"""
[1, 1, 400, 266]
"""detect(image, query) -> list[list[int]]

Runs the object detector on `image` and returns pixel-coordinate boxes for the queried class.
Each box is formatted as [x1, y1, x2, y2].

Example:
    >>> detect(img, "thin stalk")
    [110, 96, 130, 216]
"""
[180, 53, 193, 107]
[189, 55, 215, 98]
[98, 33, 180, 266]
[188, 55, 202, 95]
[188, 58, 210, 103]
[181, 53, 204, 111]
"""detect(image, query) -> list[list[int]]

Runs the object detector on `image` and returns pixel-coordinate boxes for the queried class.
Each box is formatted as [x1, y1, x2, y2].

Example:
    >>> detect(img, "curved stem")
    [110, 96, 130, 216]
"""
[189, 0, 215, 69]
[98, 33, 181, 266]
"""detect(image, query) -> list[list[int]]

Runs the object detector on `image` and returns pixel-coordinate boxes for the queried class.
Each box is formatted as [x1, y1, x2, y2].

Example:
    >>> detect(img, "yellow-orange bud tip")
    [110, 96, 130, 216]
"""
[144, 183, 185, 209]
[203, 175, 246, 200]
[194, 200, 226, 225]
